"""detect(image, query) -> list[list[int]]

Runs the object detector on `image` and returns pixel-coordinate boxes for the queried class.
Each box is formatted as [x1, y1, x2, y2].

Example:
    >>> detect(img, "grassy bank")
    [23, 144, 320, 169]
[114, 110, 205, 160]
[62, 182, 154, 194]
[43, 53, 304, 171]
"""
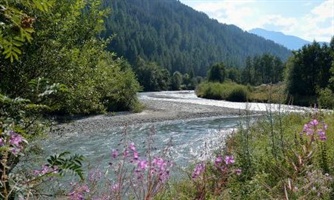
[165, 110, 334, 199]
[196, 81, 286, 103]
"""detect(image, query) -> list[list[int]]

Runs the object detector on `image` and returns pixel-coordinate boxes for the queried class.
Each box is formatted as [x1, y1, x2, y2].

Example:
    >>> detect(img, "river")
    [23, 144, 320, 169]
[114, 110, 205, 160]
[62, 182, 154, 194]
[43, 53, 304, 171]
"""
[34, 90, 310, 178]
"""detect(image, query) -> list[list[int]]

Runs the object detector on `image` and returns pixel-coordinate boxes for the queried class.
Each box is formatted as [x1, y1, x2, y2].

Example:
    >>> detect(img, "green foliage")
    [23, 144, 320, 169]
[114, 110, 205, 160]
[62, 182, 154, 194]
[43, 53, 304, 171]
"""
[207, 63, 226, 83]
[0, 0, 54, 62]
[318, 88, 334, 109]
[103, 0, 291, 77]
[196, 82, 249, 102]
[285, 41, 333, 106]
[224, 112, 334, 199]
[0, 0, 141, 115]
[226, 85, 249, 102]
[171, 71, 183, 90]
[134, 57, 170, 91]
[241, 54, 284, 86]
[248, 83, 286, 103]
[47, 151, 84, 181]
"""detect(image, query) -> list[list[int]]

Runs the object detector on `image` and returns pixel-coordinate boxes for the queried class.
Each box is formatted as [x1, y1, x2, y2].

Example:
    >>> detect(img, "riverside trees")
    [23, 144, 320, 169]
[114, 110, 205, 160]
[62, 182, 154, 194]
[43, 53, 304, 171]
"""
[0, 0, 141, 198]
[0, 0, 141, 115]
[285, 39, 334, 107]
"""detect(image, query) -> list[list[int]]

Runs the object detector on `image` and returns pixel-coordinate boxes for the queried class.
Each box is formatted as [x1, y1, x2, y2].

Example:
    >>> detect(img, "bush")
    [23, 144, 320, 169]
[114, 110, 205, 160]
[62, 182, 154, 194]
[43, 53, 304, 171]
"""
[318, 88, 334, 109]
[226, 85, 249, 102]
[196, 82, 249, 102]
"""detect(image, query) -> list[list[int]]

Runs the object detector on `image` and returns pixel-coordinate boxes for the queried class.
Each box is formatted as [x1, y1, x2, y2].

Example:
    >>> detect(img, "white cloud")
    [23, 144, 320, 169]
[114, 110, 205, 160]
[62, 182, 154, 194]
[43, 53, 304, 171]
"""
[311, 0, 333, 21]
[186, 0, 334, 42]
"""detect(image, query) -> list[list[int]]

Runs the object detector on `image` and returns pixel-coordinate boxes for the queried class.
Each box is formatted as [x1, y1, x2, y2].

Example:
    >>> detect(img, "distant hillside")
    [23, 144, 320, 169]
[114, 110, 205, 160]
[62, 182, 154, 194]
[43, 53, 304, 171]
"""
[102, 0, 292, 76]
[249, 28, 311, 50]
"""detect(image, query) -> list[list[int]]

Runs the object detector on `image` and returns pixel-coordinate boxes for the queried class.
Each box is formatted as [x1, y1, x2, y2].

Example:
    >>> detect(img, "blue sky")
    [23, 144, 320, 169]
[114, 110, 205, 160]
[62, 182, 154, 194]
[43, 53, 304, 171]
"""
[179, 0, 334, 42]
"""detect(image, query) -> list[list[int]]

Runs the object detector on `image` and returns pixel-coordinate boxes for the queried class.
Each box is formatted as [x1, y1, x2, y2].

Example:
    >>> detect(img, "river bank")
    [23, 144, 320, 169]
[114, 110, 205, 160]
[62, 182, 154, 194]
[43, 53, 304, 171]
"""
[51, 96, 260, 135]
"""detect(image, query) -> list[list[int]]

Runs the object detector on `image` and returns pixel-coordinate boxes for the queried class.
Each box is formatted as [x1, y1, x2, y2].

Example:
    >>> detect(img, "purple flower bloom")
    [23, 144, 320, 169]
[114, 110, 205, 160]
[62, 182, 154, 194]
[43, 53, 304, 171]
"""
[69, 184, 90, 200]
[192, 162, 206, 179]
[137, 159, 148, 170]
[310, 119, 319, 126]
[133, 151, 139, 160]
[235, 169, 242, 175]
[214, 156, 223, 167]
[318, 130, 327, 141]
[34, 165, 58, 176]
[302, 119, 328, 141]
[129, 142, 136, 151]
[9, 132, 23, 146]
[0, 138, 4, 146]
[224, 155, 235, 165]
[111, 149, 118, 159]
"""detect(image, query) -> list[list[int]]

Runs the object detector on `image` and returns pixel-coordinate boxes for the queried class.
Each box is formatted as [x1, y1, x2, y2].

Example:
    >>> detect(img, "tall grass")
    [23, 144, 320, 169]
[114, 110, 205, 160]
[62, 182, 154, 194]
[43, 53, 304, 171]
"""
[165, 109, 334, 199]
[196, 82, 249, 102]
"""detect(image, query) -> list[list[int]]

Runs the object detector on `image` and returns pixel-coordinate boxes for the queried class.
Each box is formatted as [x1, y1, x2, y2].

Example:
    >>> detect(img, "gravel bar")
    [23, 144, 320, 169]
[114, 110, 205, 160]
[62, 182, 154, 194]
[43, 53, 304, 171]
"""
[51, 98, 259, 135]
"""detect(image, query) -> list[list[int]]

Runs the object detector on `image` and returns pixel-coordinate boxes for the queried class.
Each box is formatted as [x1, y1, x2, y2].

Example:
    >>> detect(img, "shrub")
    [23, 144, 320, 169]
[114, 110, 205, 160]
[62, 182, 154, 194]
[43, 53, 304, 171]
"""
[318, 88, 334, 109]
[196, 82, 249, 102]
[226, 85, 249, 102]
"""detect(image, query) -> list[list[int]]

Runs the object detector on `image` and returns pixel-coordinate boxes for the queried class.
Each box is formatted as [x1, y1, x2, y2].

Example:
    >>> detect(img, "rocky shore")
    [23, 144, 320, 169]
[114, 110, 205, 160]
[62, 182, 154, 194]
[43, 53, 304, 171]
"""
[51, 98, 256, 135]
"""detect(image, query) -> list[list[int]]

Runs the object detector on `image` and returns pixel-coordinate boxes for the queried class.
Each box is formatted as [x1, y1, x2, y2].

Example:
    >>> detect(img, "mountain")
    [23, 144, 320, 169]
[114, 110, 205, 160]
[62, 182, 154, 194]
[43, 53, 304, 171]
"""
[249, 28, 311, 50]
[102, 0, 292, 76]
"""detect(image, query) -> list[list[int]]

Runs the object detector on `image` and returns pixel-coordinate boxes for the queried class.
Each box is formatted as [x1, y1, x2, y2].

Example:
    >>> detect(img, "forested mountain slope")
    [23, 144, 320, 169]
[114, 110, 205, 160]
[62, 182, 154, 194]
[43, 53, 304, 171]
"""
[102, 0, 292, 76]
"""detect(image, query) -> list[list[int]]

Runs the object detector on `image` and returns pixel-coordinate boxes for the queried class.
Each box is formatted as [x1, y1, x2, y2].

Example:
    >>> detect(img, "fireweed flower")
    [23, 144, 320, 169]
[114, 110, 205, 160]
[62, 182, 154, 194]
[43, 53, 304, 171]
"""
[302, 119, 328, 141]
[111, 149, 118, 159]
[9, 131, 23, 146]
[133, 151, 139, 160]
[34, 165, 58, 176]
[137, 159, 148, 171]
[214, 156, 223, 167]
[151, 157, 171, 182]
[224, 155, 235, 165]
[235, 169, 242, 175]
[69, 183, 90, 200]
[129, 142, 136, 151]
[192, 162, 206, 179]
[0, 138, 4, 146]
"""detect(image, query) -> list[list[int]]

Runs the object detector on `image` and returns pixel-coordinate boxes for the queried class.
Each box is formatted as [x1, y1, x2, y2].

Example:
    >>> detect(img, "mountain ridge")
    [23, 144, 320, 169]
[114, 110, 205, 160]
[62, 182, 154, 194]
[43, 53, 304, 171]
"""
[249, 28, 311, 50]
[102, 0, 292, 76]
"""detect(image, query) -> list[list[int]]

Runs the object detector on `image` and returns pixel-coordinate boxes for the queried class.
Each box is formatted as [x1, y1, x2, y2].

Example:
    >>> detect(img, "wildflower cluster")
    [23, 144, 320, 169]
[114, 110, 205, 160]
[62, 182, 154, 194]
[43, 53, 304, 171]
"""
[69, 183, 90, 200]
[0, 130, 27, 156]
[192, 155, 241, 180]
[111, 142, 172, 183]
[68, 141, 173, 199]
[33, 165, 59, 176]
[302, 119, 327, 141]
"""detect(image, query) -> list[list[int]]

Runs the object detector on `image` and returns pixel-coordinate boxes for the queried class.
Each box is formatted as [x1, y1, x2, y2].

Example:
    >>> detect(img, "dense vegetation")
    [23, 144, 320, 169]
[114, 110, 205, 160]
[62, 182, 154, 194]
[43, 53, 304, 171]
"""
[1, 0, 334, 199]
[286, 41, 334, 107]
[166, 111, 334, 199]
[197, 39, 334, 109]
[0, 1, 140, 198]
[196, 53, 286, 103]
[102, 0, 292, 77]
[0, 0, 141, 115]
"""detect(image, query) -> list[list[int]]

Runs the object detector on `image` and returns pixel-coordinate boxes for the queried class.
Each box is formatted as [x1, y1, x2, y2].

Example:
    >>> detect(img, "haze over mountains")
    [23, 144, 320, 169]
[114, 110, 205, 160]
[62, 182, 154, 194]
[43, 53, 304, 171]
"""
[249, 28, 312, 50]
[102, 0, 291, 76]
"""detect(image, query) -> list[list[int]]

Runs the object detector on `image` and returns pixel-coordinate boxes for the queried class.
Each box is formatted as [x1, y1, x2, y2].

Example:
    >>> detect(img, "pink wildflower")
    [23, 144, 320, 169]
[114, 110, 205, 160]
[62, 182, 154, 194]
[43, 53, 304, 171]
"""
[111, 149, 118, 159]
[224, 155, 235, 165]
[192, 162, 206, 179]
[129, 142, 136, 151]
[9, 132, 23, 146]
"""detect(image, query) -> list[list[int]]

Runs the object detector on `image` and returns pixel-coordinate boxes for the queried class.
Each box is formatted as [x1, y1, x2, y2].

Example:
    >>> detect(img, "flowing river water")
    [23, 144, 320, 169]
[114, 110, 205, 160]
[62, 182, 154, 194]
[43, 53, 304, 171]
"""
[33, 91, 311, 178]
